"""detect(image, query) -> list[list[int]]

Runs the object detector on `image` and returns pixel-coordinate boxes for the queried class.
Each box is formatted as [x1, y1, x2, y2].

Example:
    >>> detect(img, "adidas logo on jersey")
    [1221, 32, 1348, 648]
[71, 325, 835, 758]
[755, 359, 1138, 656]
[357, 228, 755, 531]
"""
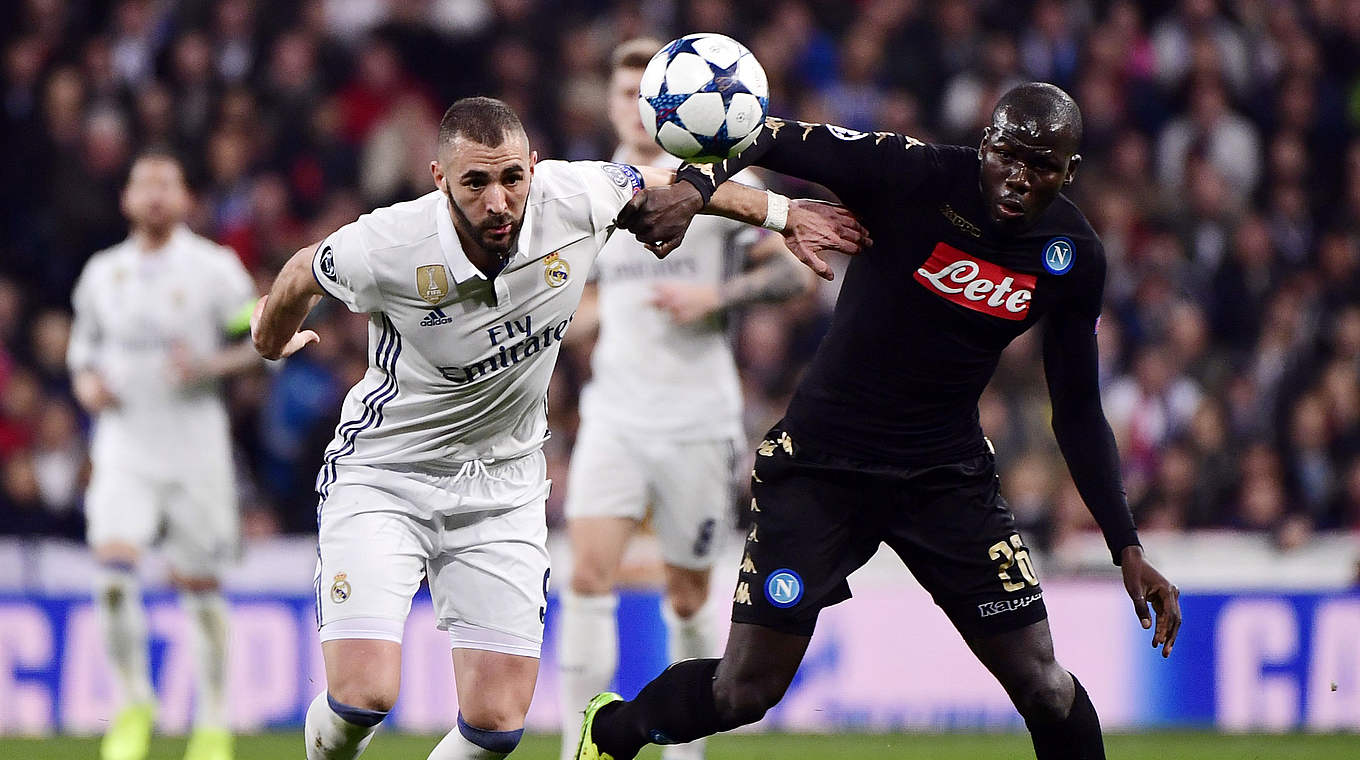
[420, 307, 452, 327]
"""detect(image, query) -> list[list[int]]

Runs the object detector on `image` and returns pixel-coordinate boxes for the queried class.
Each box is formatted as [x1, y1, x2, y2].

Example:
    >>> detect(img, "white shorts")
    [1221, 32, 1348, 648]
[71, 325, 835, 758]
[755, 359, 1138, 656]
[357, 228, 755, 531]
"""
[316, 453, 551, 658]
[84, 460, 239, 578]
[565, 423, 738, 570]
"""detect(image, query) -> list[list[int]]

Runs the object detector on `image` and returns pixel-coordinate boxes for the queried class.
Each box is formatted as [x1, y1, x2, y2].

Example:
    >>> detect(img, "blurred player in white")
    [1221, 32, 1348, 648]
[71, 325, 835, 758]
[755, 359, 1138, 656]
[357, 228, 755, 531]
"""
[250, 97, 861, 760]
[67, 151, 261, 760]
[557, 39, 813, 760]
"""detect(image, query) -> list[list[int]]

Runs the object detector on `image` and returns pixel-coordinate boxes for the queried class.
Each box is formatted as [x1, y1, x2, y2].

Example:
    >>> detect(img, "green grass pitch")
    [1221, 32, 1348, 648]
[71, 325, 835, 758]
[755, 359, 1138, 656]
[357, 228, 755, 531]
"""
[0, 732, 1354, 760]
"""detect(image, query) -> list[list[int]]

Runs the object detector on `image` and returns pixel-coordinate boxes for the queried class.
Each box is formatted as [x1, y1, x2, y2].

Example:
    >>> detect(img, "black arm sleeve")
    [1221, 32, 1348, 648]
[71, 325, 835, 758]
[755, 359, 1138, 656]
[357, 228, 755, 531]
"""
[1042, 266, 1140, 565]
[674, 118, 937, 210]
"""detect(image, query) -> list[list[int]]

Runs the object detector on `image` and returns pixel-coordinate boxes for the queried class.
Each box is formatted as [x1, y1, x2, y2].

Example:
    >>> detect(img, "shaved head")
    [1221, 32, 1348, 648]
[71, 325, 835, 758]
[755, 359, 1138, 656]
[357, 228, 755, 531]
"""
[990, 82, 1083, 154]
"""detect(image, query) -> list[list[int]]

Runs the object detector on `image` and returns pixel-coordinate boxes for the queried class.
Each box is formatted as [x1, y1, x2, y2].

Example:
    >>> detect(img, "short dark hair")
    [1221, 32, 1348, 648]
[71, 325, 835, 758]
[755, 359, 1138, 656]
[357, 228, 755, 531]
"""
[612, 38, 663, 72]
[437, 97, 526, 150]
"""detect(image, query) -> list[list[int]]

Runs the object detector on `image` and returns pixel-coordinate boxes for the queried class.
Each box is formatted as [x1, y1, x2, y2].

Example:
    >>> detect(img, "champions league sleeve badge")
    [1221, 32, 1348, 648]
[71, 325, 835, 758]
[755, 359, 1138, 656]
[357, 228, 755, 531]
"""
[1042, 237, 1075, 276]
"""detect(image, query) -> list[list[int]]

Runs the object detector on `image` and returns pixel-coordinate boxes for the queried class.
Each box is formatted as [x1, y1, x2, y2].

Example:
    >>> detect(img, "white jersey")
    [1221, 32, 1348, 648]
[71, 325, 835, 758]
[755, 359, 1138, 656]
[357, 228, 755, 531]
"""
[578, 151, 764, 441]
[67, 227, 256, 476]
[312, 160, 641, 500]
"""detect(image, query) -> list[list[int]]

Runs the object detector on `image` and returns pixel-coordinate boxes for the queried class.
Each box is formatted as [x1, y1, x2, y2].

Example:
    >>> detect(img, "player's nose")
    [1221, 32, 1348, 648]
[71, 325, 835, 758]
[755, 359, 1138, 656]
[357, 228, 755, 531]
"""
[484, 184, 509, 214]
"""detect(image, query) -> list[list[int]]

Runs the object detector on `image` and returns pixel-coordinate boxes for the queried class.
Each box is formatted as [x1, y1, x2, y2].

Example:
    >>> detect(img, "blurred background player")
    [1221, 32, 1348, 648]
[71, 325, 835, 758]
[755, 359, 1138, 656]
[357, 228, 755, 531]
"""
[251, 96, 858, 760]
[66, 150, 261, 760]
[557, 38, 814, 760]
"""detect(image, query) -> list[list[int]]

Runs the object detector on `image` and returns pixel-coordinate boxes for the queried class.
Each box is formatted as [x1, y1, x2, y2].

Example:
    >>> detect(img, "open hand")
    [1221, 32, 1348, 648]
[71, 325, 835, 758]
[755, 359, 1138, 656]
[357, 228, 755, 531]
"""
[250, 294, 319, 360]
[1120, 545, 1181, 658]
[782, 200, 872, 281]
[615, 183, 705, 258]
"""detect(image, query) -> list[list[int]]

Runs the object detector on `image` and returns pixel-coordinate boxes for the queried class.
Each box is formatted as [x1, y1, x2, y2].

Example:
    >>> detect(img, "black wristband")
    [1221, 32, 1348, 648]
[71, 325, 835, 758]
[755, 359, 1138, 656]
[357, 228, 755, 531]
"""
[675, 167, 716, 206]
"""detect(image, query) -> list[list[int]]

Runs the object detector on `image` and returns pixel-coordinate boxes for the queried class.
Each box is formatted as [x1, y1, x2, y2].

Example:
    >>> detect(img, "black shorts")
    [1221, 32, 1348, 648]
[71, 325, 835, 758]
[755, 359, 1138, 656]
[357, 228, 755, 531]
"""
[730, 427, 1047, 639]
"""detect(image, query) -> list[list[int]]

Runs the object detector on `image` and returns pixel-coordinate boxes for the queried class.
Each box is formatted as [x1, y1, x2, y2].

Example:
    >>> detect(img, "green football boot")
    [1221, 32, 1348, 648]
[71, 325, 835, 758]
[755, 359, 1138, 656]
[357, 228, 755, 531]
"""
[183, 726, 233, 760]
[574, 692, 623, 760]
[100, 702, 155, 760]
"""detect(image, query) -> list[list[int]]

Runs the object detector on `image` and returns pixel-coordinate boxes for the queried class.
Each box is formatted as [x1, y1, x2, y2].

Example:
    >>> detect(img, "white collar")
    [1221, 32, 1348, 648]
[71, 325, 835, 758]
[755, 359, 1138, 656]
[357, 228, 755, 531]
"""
[433, 187, 537, 284]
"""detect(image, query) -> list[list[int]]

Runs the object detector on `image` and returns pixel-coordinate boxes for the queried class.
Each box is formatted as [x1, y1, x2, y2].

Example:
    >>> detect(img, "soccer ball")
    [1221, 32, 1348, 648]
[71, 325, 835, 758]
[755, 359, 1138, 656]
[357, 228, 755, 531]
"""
[638, 33, 769, 163]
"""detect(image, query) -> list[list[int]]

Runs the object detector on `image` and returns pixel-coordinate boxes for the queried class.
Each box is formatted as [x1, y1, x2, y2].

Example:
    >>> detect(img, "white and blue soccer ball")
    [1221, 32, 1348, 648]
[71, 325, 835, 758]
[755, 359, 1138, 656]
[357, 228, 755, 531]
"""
[639, 33, 769, 163]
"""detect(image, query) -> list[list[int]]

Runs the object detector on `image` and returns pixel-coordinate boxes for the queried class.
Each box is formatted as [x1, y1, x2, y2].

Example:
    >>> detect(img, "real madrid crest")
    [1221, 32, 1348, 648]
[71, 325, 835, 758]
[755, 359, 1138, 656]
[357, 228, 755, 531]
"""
[544, 252, 570, 288]
[330, 572, 351, 604]
[416, 264, 450, 305]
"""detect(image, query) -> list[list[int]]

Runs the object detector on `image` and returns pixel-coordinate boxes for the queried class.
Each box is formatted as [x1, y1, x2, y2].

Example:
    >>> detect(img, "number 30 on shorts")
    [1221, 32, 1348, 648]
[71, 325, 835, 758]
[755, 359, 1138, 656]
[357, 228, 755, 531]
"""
[987, 534, 1039, 592]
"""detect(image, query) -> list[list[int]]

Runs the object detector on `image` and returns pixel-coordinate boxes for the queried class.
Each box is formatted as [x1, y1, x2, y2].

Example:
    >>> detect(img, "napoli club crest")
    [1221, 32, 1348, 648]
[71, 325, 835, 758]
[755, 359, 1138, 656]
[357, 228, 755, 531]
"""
[764, 569, 804, 608]
[1042, 237, 1075, 276]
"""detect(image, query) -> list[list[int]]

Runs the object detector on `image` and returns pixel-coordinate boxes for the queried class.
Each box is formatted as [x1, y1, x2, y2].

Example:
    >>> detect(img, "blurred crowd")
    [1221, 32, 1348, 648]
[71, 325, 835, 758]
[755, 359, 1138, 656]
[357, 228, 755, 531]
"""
[1, 0, 1358, 557]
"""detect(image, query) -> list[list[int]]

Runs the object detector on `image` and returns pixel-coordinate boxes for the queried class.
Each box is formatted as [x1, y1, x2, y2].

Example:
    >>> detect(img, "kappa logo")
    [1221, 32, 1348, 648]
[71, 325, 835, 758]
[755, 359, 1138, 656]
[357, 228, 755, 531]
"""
[765, 569, 804, 608]
[1042, 237, 1075, 275]
[420, 307, 452, 327]
[914, 242, 1037, 321]
[977, 591, 1043, 618]
[940, 204, 982, 238]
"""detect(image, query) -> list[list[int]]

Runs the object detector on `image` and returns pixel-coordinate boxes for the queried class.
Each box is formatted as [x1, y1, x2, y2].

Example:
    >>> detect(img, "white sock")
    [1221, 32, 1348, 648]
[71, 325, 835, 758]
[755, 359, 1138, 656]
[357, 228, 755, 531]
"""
[180, 590, 230, 730]
[305, 692, 380, 760]
[557, 591, 618, 760]
[427, 715, 521, 759]
[661, 600, 719, 760]
[95, 564, 153, 706]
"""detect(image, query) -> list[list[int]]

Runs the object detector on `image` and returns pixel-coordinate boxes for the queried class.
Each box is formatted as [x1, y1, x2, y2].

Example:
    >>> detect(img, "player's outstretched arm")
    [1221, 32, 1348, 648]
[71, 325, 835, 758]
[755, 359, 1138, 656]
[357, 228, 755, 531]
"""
[619, 167, 870, 280]
[1043, 310, 1182, 657]
[673, 117, 932, 211]
[251, 243, 325, 360]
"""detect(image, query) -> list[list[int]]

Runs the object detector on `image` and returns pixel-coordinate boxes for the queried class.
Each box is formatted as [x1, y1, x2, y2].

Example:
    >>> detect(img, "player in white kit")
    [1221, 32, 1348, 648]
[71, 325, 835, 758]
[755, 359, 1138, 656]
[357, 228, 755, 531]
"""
[249, 98, 866, 760]
[67, 152, 260, 760]
[557, 40, 814, 760]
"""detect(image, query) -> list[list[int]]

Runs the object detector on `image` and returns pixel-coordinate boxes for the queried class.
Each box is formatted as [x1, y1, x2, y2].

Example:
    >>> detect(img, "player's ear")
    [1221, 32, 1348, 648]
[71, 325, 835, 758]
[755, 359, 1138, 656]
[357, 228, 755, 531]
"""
[1065, 153, 1082, 185]
[430, 160, 445, 191]
[529, 150, 538, 175]
[977, 126, 992, 161]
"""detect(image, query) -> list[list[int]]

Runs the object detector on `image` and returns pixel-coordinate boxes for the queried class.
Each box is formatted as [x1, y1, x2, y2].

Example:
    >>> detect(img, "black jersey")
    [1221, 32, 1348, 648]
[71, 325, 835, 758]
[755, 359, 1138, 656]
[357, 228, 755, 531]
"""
[677, 119, 1139, 562]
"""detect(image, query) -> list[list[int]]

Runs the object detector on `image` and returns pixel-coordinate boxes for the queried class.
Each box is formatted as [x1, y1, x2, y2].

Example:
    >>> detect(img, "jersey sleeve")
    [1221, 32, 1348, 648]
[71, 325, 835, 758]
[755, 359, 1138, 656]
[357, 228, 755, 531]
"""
[312, 221, 382, 313]
[66, 261, 101, 372]
[675, 117, 943, 211]
[571, 161, 645, 234]
[1042, 240, 1140, 564]
[213, 246, 258, 338]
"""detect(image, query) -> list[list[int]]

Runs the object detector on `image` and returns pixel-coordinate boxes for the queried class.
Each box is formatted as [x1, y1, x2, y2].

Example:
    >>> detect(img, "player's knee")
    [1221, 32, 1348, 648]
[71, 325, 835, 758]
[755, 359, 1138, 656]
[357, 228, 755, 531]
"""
[1013, 669, 1073, 724]
[327, 681, 399, 715]
[568, 564, 615, 596]
[457, 700, 527, 733]
[711, 672, 784, 728]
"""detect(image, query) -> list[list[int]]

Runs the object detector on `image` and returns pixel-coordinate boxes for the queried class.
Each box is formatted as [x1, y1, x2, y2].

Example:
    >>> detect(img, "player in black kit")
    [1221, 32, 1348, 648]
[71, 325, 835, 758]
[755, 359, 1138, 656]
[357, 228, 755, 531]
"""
[572, 83, 1181, 760]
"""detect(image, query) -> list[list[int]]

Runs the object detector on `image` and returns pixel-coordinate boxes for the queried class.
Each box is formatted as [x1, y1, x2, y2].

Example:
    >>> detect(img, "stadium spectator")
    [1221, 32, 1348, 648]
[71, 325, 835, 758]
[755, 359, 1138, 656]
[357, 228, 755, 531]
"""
[0, 0, 1353, 559]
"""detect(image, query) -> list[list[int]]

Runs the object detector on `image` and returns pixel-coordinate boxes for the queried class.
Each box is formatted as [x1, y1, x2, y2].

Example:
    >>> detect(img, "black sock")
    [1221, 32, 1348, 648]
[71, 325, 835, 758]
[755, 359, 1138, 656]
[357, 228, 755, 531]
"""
[1026, 673, 1105, 760]
[592, 658, 725, 760]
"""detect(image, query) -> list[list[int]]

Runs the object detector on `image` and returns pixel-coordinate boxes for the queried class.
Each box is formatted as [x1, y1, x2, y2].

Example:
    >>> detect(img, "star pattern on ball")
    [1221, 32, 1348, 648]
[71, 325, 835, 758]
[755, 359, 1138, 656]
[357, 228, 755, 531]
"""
[643, 35, 770, 161]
